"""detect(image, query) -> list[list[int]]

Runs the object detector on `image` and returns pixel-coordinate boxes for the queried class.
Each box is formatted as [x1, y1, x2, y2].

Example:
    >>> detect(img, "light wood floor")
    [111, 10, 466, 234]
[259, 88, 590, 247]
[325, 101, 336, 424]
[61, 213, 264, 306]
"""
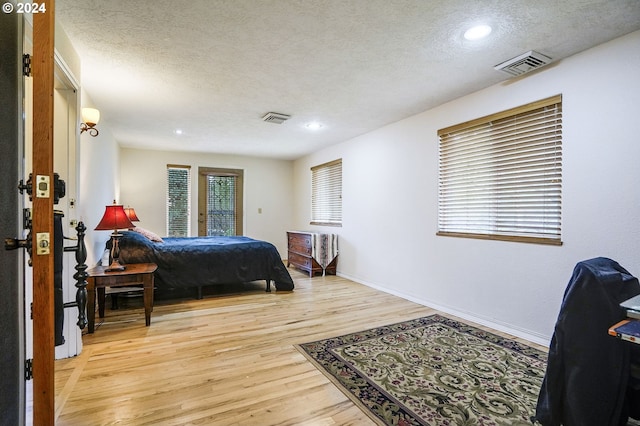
[53, 268, 545, 425]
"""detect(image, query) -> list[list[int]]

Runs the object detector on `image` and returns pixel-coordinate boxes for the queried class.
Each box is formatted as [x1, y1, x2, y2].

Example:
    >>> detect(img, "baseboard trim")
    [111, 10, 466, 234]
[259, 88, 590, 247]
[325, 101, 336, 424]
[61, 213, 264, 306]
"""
[337, 271, 551, 348]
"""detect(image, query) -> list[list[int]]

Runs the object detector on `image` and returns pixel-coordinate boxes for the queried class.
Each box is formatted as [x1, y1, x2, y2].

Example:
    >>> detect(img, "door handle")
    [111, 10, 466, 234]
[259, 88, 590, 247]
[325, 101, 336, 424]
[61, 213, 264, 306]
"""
[4, 235, 30, 250]
[5, 232, 33, 266]
[5, 209, 33, 264]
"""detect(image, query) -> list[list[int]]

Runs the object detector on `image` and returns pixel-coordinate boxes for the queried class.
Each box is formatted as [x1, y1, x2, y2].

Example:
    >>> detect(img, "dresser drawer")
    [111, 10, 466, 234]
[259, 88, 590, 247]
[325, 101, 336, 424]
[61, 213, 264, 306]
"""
[288, 252, 312, 269]
[287, 233, 312, 256]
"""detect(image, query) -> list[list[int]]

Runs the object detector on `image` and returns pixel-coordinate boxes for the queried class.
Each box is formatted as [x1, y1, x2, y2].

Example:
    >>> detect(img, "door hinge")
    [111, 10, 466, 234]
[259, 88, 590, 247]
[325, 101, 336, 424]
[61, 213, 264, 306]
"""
[25, 359, 33, 381]
[23, 54, 31, 77]
[23, 208, 32, 230]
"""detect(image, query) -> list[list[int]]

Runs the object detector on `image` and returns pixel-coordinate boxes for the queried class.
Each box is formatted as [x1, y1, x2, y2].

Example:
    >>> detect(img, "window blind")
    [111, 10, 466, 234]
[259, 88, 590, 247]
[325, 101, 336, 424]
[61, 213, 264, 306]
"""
[311, 159, 342, 226]
[166, 165, 191, 237]
[438, 95, 562, 245]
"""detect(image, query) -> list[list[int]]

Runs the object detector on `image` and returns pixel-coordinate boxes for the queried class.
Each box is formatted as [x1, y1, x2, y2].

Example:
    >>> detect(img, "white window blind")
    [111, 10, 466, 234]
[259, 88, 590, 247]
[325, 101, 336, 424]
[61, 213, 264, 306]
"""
[166, 165, 191, 237]
[311, 159, 342, 226]
[438, 95, 562, 245]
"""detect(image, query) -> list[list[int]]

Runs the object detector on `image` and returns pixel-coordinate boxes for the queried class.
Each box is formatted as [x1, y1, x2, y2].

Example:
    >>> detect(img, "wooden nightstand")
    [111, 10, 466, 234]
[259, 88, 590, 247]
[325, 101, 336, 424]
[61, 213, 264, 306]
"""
[86, 263, 157, 333]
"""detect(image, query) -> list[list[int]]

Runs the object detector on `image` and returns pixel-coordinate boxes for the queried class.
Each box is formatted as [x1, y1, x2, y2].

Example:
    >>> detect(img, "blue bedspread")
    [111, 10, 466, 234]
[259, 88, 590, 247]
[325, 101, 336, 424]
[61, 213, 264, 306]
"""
[116, 231, 294, 291]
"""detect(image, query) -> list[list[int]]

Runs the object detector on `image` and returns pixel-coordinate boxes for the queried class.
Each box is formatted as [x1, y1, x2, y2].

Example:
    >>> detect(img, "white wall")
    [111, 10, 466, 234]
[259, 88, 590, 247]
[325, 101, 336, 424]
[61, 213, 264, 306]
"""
[45, 22, 120, 357]
[77, 96, 121, 267]
[54, 13, 123, 268]
[119, 148, 294, 257]
[292, 30, 640, 344]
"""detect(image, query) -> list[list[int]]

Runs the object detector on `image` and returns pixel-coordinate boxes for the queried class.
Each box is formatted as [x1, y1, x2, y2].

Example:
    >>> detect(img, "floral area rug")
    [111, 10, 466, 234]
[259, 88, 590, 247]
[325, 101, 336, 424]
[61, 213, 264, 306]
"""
[296, 314, 547, 425]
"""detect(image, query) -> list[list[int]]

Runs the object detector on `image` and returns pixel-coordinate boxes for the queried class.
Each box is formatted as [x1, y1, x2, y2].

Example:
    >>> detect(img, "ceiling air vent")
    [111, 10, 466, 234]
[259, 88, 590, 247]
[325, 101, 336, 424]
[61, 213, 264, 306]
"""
[494, 50, 552, 77]
[262, 112, 291, 124]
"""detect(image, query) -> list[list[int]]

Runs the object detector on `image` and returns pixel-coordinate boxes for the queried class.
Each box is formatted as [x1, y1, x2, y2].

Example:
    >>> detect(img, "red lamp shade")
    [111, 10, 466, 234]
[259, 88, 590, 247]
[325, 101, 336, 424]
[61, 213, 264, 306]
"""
[95, 203, 134, 272]
[95, 204, 134, 231]
[123, 207, 140, 222]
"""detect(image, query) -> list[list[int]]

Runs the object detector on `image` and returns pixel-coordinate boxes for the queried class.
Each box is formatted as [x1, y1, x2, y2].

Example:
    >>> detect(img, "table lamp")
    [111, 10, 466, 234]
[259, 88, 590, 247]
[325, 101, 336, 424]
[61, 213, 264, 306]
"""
[95, 202, 134, 271]
[123, 206, 140, 224]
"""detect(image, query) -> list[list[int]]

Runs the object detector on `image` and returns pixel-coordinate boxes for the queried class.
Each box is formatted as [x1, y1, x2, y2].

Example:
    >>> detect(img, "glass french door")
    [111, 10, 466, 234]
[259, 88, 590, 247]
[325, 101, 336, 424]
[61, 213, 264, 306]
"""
[198, 167, 243, 236]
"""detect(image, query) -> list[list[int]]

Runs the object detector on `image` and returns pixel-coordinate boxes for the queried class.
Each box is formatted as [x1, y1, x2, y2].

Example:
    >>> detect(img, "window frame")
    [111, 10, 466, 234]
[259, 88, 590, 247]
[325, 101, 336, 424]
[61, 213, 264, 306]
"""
[311, 159, 343, 227]
[437, 95, 563, 245]
[166, 164, 191, 237]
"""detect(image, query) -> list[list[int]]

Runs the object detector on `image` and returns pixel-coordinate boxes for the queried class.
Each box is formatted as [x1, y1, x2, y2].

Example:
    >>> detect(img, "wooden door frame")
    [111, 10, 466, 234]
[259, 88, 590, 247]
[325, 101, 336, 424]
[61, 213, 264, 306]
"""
[53, 56, 82, 360]
[32, 1, 56, 424]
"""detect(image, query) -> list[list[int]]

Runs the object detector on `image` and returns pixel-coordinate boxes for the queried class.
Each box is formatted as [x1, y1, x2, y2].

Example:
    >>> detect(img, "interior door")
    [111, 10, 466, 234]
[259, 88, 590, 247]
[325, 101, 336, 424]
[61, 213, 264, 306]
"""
[28, 7, 81, 423]
[198, 167, 244, 236]
[22, 13, 81, 366]
[20, 11, 82, 423]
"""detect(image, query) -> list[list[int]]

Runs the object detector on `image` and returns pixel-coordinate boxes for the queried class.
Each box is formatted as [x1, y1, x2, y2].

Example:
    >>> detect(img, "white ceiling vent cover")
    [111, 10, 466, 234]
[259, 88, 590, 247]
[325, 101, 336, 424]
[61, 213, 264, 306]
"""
[494, 50, 552, 77]
[262, 112, 291, 124]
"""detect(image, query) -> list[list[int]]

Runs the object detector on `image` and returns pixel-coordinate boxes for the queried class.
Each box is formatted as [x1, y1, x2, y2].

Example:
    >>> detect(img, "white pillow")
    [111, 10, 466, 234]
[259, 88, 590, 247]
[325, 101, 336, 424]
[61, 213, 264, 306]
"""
[131, 226, 164, 243]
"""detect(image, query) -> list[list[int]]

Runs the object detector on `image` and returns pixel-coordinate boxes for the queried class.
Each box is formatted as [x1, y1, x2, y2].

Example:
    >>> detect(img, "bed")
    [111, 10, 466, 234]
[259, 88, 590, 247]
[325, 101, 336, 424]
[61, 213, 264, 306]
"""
[113, 229, 294, 298]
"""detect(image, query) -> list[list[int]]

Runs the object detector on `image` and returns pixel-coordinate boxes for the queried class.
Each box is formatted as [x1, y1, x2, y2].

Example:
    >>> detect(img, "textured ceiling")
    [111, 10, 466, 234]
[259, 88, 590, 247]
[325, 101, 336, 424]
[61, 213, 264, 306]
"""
[56, 0, 640, 160]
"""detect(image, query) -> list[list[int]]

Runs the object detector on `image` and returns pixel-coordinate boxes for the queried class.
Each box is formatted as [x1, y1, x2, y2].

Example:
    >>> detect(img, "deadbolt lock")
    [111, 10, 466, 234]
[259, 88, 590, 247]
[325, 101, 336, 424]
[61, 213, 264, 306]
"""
[36, 232, 50, 255]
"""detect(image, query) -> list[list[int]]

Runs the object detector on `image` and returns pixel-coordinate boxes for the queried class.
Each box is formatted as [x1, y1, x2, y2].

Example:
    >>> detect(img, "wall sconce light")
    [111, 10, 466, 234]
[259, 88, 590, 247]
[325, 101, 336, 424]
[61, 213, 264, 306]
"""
[80, 107, 100, 137]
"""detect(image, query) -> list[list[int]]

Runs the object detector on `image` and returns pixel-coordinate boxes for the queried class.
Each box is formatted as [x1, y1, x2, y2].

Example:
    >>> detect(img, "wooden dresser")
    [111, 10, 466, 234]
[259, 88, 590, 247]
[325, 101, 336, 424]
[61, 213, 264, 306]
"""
[287, 231, 338, 277]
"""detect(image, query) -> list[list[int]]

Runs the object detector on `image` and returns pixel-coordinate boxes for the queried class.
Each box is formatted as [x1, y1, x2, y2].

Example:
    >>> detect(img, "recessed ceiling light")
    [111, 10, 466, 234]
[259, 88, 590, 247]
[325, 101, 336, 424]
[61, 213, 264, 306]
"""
[464, 25, 492, 41]
[305, 122, 323, 130]
[174, 129, 183, 135]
